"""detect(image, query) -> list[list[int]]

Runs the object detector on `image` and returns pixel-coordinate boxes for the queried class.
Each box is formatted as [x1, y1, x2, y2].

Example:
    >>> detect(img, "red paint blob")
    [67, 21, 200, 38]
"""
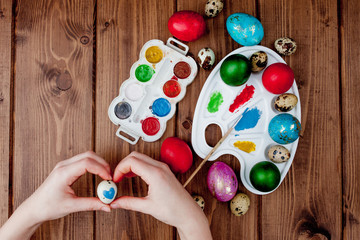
[142, 117, 160, 136]
[163, 80, 181, 98]
[174, 61, 191, 79]
[229, 85, 255, 113]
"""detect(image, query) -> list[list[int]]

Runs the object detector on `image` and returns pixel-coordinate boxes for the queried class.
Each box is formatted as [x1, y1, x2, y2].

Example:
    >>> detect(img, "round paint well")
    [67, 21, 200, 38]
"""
[145, 46, 163, 63]
[152, 98, 171, 117]
[174, 61, 191, 79]
[125, 83, 144, 101]
[142, 117, 160, 136]
[135, 64, 155, 82]
[114, 102, 132, 119]
[163, 80, 181, 98]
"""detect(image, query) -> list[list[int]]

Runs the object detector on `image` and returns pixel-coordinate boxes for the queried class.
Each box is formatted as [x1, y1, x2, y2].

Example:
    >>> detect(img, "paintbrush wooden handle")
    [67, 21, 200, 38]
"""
[183, 127, 233, 187]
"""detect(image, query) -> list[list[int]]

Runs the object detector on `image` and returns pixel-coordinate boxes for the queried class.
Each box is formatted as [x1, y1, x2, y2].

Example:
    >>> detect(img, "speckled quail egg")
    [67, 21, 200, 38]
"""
[274, 93, 298, 112]
[268, 145, 290, 163]
[250, 51, 268, 72]
[193, 195, 205, 210]
[197, 48, 216, 70]
[205, 0, 224, 18]
[274, 37, 297, 56]
[97, 180, 117, 204]
[230, 193, 250, 216]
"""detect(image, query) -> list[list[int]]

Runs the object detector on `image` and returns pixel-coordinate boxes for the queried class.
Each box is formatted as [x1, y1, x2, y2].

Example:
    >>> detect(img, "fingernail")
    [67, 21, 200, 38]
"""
[101, 206, 111, 213]
[110, 203, 118, 208]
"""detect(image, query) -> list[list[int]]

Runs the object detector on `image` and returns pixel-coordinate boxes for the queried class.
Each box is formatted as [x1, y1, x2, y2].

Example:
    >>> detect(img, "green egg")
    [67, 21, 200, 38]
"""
[250, 161, 280, 192]
[220, 54, 251, 86]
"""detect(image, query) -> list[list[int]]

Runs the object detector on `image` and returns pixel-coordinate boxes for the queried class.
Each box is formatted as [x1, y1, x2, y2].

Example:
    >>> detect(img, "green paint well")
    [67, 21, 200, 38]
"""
[207, 91, 224, 113]
[135, 65, 155, 82]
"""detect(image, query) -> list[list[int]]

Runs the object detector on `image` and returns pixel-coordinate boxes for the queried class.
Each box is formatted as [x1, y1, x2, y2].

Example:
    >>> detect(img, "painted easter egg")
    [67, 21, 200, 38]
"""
[160, 137, 193, 173]
[250, 161, 280, 192]
[274, 93, 298, 112]
[193, 195, 205, 210]
[268, 113, 301, 144]
[220, 54, 251, 86]
[97, 180, 117, 204]
[268, 145, 290, 163]
[262, 63, 294, 94]
[226, 13, 264, 46]
[168, 11, 206, 42]
[207, 162, 238, 202]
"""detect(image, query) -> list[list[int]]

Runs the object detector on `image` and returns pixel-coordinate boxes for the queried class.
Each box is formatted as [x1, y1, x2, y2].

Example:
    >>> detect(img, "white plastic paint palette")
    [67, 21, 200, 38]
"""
[191, 46, 301, 195]
[109, 38, 198, 144]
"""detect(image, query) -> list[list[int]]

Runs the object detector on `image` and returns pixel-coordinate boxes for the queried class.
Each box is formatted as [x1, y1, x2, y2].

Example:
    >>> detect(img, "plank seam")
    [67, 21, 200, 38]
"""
[8, 0, 18, 218]
[92, 0, 98, 239]
[338, 0, 345, 239]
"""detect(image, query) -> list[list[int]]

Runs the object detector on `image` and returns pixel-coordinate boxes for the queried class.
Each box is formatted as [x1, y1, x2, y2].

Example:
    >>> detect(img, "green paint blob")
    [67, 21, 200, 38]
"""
[135, 65, 155, 82]
[207, 91, 224, 113]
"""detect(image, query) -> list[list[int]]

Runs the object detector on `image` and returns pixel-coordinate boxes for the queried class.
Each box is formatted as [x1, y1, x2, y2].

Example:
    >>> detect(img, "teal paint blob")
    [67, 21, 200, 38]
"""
[152, 98, 171, 117]
[235, 107, 262, 131]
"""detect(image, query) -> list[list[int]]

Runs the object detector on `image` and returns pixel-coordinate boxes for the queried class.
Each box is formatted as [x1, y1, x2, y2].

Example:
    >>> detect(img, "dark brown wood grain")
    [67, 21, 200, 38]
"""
[259, 0, 342, 239]
[0, 0, 11, 226]
[13, 0, 95, 239]
[95, 0, 175, 239]
[175, 1, 260, 240]
[341, 0, 360, 239]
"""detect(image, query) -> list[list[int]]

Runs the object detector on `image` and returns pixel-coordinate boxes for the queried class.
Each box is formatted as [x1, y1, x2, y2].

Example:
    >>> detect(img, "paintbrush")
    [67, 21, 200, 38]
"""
[183, 113, 243, 187]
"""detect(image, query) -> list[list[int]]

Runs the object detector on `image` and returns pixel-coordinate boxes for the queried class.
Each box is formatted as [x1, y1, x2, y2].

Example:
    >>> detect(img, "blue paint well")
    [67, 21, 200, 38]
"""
[235, 107, 262, 131]
[152, 98, 171, 117]
[103, 187, 115, 199]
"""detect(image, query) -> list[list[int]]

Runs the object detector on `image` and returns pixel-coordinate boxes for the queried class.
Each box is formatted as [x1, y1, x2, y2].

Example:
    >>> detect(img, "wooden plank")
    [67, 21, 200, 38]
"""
[259, 0, 342, 239]
[176, 1, 259, 239]
[95, 0, 175, 239]
[0, 0, 12, 226]
[13, 0, 95, 239]
[341, 0, 360, 238]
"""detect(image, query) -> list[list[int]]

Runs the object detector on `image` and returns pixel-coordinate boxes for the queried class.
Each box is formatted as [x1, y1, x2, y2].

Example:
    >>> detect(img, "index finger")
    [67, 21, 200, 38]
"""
[62, 157, 112, 186]
[113, 156, 158, 184]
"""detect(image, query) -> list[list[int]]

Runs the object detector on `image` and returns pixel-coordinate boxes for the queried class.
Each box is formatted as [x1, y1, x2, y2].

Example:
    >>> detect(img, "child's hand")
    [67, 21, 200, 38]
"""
[110, 152, 212, 240]
[25, 151, 112, 222]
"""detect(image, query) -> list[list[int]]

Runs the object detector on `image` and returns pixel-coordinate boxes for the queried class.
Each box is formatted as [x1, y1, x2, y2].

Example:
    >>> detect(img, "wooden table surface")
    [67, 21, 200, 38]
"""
[0, 0, 359, 239]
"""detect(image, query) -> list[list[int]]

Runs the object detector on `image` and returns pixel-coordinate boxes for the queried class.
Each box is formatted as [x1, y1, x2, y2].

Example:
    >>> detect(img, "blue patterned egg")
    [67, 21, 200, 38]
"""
[268, 114, 301, 144]
[226, 13, 264, 46]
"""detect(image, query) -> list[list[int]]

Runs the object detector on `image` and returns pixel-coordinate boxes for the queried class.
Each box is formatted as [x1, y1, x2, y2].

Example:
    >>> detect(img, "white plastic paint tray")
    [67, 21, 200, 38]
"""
[109, 38, 198, 144]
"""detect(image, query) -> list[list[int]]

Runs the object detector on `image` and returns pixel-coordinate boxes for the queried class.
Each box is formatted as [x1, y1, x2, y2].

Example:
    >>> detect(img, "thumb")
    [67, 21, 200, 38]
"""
[110, 196, 149, 213]
[71, 197, 111, 213]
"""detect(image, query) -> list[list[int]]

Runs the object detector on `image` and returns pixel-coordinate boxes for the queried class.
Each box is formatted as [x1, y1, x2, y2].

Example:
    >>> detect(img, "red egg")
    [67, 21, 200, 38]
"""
[262, 63, 295, 94]
[160, 137, 193, 173]
[168, 11, 206, 42]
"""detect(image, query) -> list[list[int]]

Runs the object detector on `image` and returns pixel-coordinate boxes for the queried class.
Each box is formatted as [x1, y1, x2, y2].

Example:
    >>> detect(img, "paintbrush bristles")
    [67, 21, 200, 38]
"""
[183, 126, 234, 187]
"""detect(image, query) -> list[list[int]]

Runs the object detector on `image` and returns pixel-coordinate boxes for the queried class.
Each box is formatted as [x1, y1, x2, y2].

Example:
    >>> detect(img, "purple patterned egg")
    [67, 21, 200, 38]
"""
[207, 162, 238, 202]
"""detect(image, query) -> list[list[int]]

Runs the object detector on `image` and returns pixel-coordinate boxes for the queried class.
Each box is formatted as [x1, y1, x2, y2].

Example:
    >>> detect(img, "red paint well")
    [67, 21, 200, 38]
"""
[142, 117, 160, 136]
[163, 80, 181, 98]
[229, 85, 255, 113]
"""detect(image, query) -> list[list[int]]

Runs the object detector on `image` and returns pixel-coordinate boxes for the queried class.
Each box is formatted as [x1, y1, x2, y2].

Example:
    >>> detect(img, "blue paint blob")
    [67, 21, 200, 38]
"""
[235, 107, 262, 131]
[103, 187, 115, 199]
[152, 98, 171, 117]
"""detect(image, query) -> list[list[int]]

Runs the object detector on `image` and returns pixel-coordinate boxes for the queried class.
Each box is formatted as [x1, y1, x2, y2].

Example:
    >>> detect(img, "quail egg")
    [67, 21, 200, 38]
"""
[274, 93, 298, 112]
[250, 51, 268, 72]
[193, 195, 205, 210]
[230, 193, 250, 216]
[205, 0, 224, 18]
[268, 145, 290, 163]
[97, 180, 117, 204]
[197, 47, 216, 70]
[274, 37, 297, 56]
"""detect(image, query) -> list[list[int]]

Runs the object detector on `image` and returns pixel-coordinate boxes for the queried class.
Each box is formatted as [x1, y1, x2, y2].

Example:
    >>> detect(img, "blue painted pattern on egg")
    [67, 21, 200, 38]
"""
[226, 13, 264, 46]
[268, 114, 301, 144]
